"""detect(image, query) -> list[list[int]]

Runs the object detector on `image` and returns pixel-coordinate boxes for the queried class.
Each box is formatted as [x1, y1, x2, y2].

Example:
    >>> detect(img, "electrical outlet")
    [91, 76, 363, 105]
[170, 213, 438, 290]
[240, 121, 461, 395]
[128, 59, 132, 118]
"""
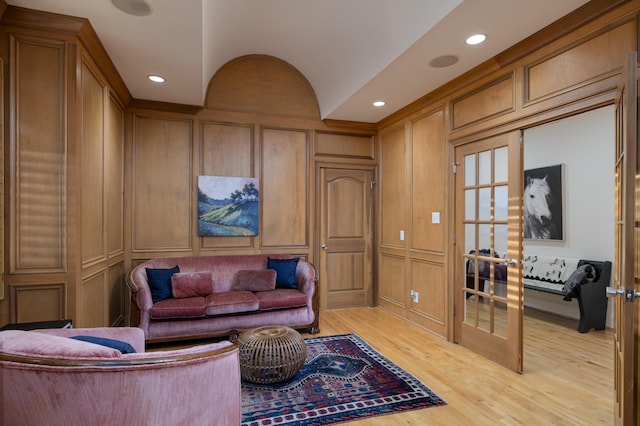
[410, 290, 419, 303]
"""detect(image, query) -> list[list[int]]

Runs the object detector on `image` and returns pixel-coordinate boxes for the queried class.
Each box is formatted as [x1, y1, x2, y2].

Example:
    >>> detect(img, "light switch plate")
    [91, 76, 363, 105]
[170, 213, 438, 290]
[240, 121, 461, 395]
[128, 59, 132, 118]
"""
[432, 212, 440, 224]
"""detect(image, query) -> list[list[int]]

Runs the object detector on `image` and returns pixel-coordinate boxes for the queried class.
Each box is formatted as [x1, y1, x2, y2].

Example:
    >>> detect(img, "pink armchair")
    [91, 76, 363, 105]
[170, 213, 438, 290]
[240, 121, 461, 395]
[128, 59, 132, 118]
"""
[0, 327, 240, 425]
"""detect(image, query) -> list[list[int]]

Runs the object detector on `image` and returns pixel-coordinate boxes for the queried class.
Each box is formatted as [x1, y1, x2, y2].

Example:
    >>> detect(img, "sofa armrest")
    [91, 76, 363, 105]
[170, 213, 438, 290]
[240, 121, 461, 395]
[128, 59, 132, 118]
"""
[36, 327, 146, 354]
[296, 259, 320, 333]
[295, 259, 317, 296]
[1, 340, 240, 425]
[123, 340, 235, 363]
[127, 264, 154, 311]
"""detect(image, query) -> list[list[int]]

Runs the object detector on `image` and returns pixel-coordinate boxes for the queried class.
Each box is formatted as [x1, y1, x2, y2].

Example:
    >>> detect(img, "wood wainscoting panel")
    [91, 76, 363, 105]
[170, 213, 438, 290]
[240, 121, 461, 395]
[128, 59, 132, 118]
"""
[316, 132, 374, 159]
[451, 73, 515, 131]
[379, 126, 406, 248]
[80, 272, 105, 328]
[526, 21, 635, 103]
[260, 128, 308, 248]
[80, 58, 106, 267]
[378, 253, 407, 310]
[411, 109, 445, 253]
[200, 122, 254, 250]
[10, 282, 65, 323]
[106, 94, 125, 257]
[107, 261, 125, 326]
[10, 35, 66, 273]
[132, 115, 193, 252]
[409, 258, 446, 334]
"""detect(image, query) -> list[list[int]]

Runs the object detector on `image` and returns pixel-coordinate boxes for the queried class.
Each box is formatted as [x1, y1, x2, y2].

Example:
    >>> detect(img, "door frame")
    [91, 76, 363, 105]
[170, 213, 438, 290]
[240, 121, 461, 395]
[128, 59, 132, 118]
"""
[446, 67, 638, 420]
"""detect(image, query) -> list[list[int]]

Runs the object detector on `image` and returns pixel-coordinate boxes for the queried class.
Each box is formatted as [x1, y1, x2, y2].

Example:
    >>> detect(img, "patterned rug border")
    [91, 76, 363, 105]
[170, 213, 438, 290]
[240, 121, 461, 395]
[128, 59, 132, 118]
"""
[241, 333, 446, 426]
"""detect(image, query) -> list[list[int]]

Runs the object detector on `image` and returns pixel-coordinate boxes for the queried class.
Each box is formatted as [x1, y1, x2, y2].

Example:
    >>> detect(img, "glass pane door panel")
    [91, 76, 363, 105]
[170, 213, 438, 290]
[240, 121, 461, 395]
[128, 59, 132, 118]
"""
[477, 298, 490, 332]
[479, 187, 491, 221]
[494, 185, 508, 221]
[494, 147, 508, 182]
[494, 300, 508, 338]
[478, 151, 492, 185]
[459, 143, 516, 335]
[465, 224, 475, 254]
[465, 189, 476, 220]
[495, 224, 508, 256]
[465, 290, 477, 324]
[465, 155, 476, 186]
[479, 224, 491, 251]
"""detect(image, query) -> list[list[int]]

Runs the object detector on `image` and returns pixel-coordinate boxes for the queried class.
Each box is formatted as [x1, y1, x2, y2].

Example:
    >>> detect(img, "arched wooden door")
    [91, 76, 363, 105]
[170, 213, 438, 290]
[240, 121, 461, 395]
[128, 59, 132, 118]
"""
[319, 167, 374, 310]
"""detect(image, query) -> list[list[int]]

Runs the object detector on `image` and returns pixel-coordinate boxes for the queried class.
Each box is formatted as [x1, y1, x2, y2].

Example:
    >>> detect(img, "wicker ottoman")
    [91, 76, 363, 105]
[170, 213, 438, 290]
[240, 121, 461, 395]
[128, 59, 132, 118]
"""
[237, 325, 307, 384]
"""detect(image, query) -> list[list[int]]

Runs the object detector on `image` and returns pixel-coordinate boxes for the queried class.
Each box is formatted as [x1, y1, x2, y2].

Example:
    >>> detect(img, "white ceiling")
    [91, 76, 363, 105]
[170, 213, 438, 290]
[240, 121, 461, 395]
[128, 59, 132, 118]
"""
[5, 0, 590, 123]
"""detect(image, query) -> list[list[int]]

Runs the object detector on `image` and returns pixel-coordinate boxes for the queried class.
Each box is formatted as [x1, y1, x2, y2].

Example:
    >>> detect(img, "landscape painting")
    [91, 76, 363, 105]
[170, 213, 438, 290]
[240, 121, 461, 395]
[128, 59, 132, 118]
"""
[198, 176, 259, 237]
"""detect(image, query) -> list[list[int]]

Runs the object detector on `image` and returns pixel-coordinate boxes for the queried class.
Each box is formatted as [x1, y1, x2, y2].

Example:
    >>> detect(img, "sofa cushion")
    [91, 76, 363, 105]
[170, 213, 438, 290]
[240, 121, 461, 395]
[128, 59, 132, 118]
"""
[205, 291, 259, 316]
[171, 271, 214, 298]
[268, 257, 299, 289]
[232, 269, 277, 292]
[0, 330, 122, 359]
[147, 265, 180, 303]
[150, 297, 207, 319]
[70, 335, 137, 354]
[255, 288, 308, 310]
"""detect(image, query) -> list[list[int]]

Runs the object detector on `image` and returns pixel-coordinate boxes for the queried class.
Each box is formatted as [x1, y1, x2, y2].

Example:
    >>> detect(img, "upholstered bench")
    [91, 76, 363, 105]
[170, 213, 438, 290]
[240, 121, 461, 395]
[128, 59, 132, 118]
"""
[466, 252, 611, 333]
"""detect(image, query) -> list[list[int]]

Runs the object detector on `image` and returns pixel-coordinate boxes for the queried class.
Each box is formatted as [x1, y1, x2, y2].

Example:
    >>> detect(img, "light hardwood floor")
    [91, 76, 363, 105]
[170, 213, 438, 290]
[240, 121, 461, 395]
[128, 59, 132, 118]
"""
[150, 306, 613, 425]
[310, 307, 613, 425]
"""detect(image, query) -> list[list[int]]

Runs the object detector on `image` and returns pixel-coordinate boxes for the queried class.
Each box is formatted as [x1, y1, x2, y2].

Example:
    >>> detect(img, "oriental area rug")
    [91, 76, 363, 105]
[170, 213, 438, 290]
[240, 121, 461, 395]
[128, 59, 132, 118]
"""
[241, 333, 446, 426]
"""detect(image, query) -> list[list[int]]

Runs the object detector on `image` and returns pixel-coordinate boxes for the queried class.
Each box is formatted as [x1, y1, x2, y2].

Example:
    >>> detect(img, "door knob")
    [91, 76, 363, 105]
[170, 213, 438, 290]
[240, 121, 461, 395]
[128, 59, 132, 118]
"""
[321, 244, 328, 250]
[607, 286, 640, 302]
[606, 287, 624, 296]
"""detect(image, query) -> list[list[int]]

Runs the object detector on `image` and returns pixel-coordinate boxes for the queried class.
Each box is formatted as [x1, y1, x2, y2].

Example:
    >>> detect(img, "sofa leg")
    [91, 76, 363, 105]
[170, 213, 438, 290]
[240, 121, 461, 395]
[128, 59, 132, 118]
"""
[228, 330, 240, 342]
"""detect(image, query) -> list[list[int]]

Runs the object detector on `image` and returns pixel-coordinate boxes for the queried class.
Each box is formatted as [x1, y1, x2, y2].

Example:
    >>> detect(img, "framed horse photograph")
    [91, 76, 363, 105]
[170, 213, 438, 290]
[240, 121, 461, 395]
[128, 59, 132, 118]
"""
[524, 164, 563, 240]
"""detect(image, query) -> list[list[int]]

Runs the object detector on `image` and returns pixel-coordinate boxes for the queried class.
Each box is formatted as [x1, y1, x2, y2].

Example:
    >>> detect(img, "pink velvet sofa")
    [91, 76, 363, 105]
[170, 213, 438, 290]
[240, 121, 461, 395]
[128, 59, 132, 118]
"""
[0, 327, 240, 425]
[127, 254, 320, 343]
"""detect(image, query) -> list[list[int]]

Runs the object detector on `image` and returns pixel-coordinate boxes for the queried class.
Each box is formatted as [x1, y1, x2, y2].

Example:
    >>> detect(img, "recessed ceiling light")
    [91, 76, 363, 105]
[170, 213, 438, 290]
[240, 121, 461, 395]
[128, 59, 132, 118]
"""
[373, 101, 386, 107]
[111, 0, 153, 16]
[430, 55, 459, 68]
[148, 75, 165, 83]
[466, 34, 486, 45]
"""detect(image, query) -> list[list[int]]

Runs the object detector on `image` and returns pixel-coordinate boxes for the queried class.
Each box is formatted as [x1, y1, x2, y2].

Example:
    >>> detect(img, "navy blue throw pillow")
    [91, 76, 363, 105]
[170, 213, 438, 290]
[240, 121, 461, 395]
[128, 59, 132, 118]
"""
[146, 266, 180, 303]
[267, 257, 300, 289]
[70, 335, 137, 354]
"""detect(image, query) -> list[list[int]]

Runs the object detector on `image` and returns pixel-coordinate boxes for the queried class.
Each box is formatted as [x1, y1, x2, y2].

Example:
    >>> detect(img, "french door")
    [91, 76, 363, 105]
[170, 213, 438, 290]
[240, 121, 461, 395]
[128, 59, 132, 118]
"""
[454, 131, 524, 373]
[611, 51, 638, 425]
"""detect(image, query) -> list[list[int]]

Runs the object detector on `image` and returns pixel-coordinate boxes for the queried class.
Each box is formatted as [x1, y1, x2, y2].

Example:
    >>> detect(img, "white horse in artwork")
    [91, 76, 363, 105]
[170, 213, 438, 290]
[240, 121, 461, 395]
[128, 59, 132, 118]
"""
[524, 175, 559, 239]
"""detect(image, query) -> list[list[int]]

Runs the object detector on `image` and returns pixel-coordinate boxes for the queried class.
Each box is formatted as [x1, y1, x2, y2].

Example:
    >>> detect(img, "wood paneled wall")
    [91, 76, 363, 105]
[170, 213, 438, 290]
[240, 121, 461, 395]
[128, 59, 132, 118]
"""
[127, 56, 376, 267]
[376, 0, 639, 337]
[1, 0, 637, 333]
[0, 6, 130, 327]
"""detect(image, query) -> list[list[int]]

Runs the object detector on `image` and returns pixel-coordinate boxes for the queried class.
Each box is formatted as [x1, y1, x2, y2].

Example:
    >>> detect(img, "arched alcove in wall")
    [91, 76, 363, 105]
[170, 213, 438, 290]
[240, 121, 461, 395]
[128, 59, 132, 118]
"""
[205, 54, 320, 119]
